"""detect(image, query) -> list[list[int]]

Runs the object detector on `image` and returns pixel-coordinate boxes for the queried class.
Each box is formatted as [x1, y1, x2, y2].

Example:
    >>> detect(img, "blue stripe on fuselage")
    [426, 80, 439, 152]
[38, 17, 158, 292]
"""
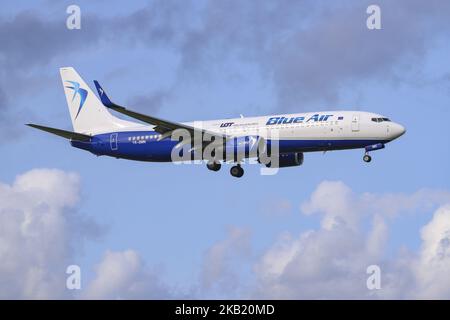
[70, 131, 389, 162]
[274, 139, 389, 153]
[71, 131, 179, 162]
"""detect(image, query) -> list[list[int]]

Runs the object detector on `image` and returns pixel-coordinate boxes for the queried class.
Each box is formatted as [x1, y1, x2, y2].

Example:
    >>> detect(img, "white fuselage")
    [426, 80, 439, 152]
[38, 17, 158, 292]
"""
[189, 110, 405, 142]
[100, 110, 405, 143]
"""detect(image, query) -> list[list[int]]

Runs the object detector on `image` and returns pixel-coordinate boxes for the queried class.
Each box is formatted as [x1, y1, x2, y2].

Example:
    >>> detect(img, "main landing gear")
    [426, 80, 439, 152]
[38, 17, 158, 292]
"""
[206, 162, 221, 172]
[206, 161, 244, 178]
[230, 165, 244, 178]
[363, 153, 372, 163]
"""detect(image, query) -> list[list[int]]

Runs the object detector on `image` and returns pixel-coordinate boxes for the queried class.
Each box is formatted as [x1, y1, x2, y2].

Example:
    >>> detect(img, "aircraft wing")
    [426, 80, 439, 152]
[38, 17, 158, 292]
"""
[93, 81, 227, 142]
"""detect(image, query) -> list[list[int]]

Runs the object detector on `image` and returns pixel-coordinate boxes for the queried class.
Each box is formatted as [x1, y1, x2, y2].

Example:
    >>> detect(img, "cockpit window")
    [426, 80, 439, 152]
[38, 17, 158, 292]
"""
[382, 118, 391, 122]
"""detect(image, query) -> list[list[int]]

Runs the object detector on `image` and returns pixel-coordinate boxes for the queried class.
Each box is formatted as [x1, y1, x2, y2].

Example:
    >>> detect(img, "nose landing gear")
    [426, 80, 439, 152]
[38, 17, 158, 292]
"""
[363, 153, 372, 163]
[363, 143, 385, 163]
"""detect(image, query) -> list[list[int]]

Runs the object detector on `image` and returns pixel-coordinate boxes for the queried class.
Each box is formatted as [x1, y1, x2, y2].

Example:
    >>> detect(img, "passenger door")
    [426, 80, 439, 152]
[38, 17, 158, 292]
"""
[351, 114, 360, 132]
[110, 133, 118, 151]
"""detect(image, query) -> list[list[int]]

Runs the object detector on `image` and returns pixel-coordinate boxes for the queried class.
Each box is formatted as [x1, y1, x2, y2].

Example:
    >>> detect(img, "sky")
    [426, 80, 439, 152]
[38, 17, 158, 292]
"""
[0, 0, 450, 299]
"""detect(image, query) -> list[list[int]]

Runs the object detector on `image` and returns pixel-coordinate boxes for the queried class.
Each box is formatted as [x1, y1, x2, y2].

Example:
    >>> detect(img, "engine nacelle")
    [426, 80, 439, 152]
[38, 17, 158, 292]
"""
[260, 152, 304, 168]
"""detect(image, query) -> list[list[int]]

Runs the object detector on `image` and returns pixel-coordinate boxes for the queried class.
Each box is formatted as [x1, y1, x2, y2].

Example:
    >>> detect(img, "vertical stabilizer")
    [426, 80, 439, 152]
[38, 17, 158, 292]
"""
[60, 67, 137, 134]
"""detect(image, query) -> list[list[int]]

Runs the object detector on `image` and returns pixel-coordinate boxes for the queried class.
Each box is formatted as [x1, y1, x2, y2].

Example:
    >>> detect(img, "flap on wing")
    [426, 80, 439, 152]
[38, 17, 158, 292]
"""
[27, 124, 91, 142]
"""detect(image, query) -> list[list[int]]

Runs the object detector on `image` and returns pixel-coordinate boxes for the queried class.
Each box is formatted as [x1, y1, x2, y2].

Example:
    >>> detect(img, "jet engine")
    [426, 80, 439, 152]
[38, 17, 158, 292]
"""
[260, 152, 304, 168]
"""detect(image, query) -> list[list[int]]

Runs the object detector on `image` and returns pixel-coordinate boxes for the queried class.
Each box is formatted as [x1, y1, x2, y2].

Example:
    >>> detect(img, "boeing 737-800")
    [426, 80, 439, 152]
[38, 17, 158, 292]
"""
[28, 67, 406, 178]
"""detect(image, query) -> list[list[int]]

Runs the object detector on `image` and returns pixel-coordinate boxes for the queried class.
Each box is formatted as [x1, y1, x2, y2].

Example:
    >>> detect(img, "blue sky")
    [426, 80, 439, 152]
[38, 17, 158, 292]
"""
[1, 0, 450, 299]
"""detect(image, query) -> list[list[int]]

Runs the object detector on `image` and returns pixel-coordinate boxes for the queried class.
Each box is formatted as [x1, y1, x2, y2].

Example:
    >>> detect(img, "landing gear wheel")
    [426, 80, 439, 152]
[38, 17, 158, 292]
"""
[363, 154, 372, 163]
[207, 162, 221, 171]
[230, 165, 244, 178]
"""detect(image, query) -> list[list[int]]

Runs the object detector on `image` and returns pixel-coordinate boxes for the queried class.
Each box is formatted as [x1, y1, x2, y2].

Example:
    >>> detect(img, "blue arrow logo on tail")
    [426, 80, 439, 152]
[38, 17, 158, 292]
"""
[65, 81, 88, 119]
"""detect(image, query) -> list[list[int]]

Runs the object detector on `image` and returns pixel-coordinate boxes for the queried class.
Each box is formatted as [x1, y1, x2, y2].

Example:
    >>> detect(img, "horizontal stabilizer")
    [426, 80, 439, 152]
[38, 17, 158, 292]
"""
[27, 124, 91, 142]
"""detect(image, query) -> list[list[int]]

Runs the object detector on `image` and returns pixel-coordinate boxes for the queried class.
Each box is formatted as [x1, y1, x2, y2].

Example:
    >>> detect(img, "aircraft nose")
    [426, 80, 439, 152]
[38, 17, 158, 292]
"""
[390, 123, 406, 139]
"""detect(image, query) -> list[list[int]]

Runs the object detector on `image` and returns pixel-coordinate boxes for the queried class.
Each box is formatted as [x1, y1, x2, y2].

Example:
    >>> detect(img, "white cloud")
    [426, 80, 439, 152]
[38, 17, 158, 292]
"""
[301, 181, 450, 225]
[413, 205, 450, 298]
[366, 214, 388, 260]
[250, 181, 450, 299]
[301, 181, 358, 230]
[3, 170, 450, 299]
[83, 250, 171, 299]
[0, 169, 170, 300]
[0, 169, 96, 299]
[253, 225, 371, 299]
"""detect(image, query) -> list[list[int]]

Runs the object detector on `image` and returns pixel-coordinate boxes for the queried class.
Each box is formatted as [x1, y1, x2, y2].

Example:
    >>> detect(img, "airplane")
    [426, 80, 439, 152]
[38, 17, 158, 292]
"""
[28, 67, 406, 178]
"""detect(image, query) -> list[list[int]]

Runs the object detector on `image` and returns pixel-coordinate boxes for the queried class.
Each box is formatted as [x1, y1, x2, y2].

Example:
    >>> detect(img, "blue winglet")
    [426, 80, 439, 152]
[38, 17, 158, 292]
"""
[93, 80, 114, 107]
